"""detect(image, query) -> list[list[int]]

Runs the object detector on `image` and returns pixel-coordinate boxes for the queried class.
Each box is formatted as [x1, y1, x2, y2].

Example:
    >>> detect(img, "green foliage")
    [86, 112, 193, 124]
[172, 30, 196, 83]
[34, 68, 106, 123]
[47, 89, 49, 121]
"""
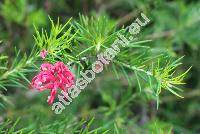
[34, 17, 76, 64]
[0, 48, 38, 90]
[0, 0, 199, 133]
[73, 15, 117, 54]
[0, 0, 46, 26]
[1, 0, 26, 24]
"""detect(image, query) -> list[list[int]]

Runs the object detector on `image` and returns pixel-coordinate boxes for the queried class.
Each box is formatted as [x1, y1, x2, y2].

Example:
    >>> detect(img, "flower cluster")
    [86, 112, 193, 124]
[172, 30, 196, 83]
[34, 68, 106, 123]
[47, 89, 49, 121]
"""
[31, 62, 75, 104]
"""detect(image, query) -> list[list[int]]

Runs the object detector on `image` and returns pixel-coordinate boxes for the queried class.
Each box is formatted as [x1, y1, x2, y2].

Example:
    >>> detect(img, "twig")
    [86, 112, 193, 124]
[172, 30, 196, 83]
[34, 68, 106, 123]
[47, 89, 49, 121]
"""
[117, 11, 139, 27]
[145, 30, 175, 40]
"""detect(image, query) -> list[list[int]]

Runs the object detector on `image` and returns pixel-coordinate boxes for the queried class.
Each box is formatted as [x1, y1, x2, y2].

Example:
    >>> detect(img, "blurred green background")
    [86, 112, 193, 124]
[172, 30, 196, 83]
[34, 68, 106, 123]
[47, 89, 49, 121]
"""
[0, 0, 199, 133]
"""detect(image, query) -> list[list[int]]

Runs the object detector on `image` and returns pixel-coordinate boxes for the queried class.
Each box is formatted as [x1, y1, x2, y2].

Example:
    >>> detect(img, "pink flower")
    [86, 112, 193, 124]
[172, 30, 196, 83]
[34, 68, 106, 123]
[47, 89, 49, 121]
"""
[40, 49, 48, 59]
[31, 62, 75, 104]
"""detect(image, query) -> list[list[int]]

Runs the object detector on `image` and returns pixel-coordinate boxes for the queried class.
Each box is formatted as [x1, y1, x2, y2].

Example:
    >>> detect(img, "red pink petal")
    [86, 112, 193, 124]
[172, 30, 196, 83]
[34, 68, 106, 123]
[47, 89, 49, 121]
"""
[31, 61, 75, 104]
